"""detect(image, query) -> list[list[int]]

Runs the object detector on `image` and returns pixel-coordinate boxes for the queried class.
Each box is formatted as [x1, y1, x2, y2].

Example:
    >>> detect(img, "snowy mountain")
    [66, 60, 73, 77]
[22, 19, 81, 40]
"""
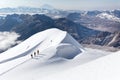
[67, 11, 120, 33]
[0, 28, 111, 80]
[0, 5, 68, 18]
[0, 14, 119, 50]
[0, 28, 83, 75]
[96, 13, 120, 22]
[0, 13, 119, 51]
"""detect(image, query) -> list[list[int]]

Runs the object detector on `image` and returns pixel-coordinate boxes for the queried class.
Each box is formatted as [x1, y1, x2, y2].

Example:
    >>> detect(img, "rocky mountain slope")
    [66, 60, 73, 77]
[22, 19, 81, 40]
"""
[67, 10, 120, 33]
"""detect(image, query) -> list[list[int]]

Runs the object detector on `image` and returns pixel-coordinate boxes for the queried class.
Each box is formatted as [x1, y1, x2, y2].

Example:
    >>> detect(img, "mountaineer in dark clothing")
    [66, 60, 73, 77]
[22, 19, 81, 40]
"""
[34, 52, 36, 56]
[37, 50, 39, 55]
[31, 54, 33, 58]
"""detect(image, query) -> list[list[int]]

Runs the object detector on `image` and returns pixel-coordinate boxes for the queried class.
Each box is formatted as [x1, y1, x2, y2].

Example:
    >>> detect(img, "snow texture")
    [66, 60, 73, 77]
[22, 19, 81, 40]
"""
[0, 28, 112, 80]
[41, 51, 120, 80]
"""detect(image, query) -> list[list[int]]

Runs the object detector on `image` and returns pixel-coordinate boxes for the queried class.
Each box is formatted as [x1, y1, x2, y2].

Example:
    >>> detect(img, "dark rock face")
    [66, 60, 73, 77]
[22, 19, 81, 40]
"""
[0, 14, 119, 48]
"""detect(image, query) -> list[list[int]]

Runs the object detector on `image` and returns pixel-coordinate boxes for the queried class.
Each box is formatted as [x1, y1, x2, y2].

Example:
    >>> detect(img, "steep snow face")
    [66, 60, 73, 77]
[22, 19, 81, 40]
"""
[53, 43, 81, 59]
[96, 13, 120, 22]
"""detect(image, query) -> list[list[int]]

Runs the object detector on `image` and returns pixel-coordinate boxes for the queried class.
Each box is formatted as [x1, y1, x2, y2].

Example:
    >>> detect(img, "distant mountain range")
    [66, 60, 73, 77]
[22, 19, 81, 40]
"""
[67, 10, 120, 33]
[0, 5, 119, 50]
[0, 14, 119, 49]
[0, 5, 68, 18]
[0, 6, 120, 23]
[0, 6, 120, 32]
[0, 6, 120, 19]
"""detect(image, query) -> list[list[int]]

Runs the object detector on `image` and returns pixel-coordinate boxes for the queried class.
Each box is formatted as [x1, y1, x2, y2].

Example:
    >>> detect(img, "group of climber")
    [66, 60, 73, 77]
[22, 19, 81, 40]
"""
[30, 40, 53, 58]
[31, 50, 39, 58]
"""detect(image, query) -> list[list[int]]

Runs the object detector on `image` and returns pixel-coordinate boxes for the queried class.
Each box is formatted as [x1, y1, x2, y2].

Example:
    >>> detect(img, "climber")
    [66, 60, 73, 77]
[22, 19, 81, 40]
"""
[34, 52, 36, 56]
[37, 50, 39, 55]
[31, 54, 33, 58]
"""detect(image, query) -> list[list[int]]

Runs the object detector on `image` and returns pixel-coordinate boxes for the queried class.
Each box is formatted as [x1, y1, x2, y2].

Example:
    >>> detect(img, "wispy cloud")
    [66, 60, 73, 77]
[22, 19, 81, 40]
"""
[0, 31, 21, 52]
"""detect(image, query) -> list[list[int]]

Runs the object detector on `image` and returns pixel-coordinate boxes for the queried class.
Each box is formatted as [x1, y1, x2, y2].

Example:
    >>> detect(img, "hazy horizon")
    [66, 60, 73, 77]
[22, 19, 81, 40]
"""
[0, 0, 120, 10]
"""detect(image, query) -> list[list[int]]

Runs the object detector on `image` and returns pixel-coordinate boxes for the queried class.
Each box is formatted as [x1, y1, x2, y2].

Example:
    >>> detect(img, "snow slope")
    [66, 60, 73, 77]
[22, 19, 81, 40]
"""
[0, 28, 112, 80]
[41, 51, 120, 80]
[0, 48, 111, 80]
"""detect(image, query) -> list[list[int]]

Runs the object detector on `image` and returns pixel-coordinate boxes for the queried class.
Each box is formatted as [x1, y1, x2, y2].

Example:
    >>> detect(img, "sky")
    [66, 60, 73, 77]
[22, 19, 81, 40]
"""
[0, 0, 120, 10]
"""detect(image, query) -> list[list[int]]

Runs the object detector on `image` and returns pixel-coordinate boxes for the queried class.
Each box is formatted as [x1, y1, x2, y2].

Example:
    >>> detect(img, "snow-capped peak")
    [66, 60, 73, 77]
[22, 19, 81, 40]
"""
[96, 13, 120, 22]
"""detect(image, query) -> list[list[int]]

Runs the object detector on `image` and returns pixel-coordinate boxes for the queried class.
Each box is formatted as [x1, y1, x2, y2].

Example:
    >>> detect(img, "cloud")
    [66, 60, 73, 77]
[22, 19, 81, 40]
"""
[0, 31, 21, 52]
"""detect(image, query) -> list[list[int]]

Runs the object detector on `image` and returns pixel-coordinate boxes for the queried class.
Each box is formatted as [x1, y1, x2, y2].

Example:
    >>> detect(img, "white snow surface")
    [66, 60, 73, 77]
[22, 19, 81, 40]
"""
[41, 51, 120, 80]
[0, 28, 112, 80]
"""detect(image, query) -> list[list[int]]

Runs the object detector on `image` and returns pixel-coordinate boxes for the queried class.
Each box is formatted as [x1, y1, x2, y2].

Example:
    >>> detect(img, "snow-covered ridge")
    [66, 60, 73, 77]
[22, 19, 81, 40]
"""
[0, 28, 112, 80]
[96, 13, 120, 22]
[0, 28, 83, 76]
[0, 28, 82, 60]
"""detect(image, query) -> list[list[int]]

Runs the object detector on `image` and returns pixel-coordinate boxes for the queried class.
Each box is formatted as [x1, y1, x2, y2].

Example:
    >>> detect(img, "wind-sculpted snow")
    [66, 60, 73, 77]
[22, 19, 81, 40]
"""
[0, 28, 111, 80]
[0, 28, 83, 76]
